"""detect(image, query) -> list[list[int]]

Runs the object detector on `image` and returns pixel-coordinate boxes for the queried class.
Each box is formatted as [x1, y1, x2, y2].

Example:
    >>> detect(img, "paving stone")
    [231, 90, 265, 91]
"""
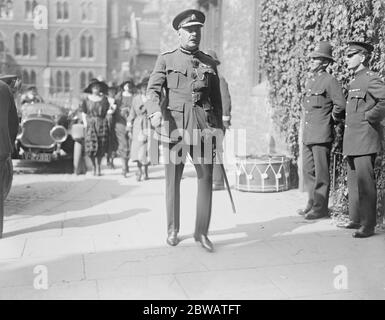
[23, 236, 95, 257]
[97, 275, 187, 299]
[175, 269, 288, 299]
[84, 247, 207, 280]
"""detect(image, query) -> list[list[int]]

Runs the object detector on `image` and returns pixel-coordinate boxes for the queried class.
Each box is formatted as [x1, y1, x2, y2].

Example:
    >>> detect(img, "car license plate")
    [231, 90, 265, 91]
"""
[23, 152, 52, 162]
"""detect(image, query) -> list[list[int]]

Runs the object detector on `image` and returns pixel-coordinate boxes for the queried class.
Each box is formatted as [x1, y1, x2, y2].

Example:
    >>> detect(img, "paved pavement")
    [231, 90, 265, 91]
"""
[1, 159, 385, 300]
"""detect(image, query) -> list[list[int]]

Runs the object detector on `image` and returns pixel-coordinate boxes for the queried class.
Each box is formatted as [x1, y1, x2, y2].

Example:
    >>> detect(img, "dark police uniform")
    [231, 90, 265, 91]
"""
[343, 62, 385, 235]
[0, 75, 19, 238]
[145, 10, 223, 248]
[302, 69, 346, 218]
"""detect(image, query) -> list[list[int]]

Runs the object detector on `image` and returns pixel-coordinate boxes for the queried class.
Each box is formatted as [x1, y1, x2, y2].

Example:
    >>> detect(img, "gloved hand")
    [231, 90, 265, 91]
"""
[150, 112, 162, 127]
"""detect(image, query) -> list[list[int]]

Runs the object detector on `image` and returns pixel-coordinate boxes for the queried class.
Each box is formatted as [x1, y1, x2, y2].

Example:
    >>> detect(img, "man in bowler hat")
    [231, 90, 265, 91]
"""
[206, 49, 232, 191]
[338, 41, 385, 238]
[298, 41, 346, 220]
[145, 9, 223, 252]
[0, 75, 19, 239]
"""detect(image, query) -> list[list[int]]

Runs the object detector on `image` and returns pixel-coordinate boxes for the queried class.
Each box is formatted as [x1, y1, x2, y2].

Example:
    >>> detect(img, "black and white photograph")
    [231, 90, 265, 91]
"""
[0, 0, 385, 305]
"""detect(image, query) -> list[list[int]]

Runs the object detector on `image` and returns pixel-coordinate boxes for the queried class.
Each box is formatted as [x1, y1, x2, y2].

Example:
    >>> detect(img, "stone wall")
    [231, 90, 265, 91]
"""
[220, 0, 280, 156]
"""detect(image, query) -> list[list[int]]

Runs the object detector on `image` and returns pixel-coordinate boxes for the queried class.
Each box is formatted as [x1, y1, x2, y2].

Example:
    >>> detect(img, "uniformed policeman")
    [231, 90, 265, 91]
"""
[205, 49, 231, 191]
[0, 75, 19, 239]
[338, 41, 385, 238]
[145, 9, 223, 252]
[298, 41, 346, 220]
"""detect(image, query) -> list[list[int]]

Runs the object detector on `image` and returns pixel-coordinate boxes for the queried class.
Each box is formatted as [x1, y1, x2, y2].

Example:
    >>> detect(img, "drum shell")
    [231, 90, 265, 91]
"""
[235, 156, 290, 192]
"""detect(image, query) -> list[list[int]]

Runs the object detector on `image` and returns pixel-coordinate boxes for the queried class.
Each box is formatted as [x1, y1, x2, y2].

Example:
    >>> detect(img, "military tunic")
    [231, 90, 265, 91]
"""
[343, 68, 385, 230]
[145, 47, 223, 237]
[301, 70, 346, 215]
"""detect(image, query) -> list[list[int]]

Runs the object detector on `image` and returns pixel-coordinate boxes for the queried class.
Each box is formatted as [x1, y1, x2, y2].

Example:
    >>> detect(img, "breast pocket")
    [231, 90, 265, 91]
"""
[166, 66, 187, 89]
[310, 89, 326, 107]
[349, 90, 366, 112]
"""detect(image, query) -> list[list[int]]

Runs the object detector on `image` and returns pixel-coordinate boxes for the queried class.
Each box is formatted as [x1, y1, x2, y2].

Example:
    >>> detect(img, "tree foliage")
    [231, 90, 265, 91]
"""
[259, 0, 385, 223]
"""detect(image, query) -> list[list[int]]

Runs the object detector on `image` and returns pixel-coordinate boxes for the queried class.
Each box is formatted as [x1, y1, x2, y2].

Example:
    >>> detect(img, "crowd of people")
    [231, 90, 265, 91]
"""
[79, 76, 152, 181]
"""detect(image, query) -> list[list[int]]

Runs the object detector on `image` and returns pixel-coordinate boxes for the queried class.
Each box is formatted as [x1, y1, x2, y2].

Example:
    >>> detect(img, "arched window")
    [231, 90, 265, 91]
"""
[14, 33, 21, 55]
[64, 71, 70, 92]
[25, 0, 31, 19]
[22, 69, 29, 85]
[30, 70, 36, 85]
[88, 35, 94, 58]
[56, 71, 63, 92]
[80, 71, 86, 90]
[64, 34, 70, 57]
[22, 33, 29, 55]
[63, 1, 69, 19]
[88, 72, 93, 83]
[30, 33, 36, 56]
[56, 1, 62, 20]
[56, 34, 63, 57]
[80, 34, 87, 58]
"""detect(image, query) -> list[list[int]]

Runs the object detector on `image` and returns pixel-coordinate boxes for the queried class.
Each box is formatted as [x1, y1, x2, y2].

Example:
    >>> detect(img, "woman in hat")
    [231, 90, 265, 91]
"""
[81, 79, 110, 176]
[127, 77, 150, 181]
[113, 79, 135, 177]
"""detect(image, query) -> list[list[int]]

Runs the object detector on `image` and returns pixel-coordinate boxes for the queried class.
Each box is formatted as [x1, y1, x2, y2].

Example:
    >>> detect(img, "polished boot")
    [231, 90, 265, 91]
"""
[352, 227, 375, 238]
[337, 221, 361, 229]
[304, 210, 328, 220]
[195, 234, 214, 252]
[166, 231, 179, 246]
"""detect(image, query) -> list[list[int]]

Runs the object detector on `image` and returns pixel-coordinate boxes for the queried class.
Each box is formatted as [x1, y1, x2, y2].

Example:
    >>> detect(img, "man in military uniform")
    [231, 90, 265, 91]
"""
[145, 9, 223, 252]
[0, 75, 19, 239]
[206, 49, 232, 191]
[298, 41, 346, 220]
[338, 41, 385, 238]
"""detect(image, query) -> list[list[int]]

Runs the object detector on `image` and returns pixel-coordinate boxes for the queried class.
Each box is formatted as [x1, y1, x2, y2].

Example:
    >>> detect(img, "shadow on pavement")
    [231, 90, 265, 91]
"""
[5, 178, 138, 217]
[3, 208, 149, 238]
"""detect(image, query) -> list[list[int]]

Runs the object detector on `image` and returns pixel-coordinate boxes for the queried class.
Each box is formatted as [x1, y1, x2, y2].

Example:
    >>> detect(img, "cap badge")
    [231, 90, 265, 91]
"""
[191, 14, 196, 20]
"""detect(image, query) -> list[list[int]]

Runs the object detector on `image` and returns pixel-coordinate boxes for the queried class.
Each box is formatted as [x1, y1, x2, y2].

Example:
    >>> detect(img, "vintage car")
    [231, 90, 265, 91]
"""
[15, 102, 75, 162]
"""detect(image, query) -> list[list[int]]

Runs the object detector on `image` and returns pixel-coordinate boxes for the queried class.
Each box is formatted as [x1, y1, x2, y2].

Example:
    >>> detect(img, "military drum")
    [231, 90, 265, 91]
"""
[235, 155, 291, 192]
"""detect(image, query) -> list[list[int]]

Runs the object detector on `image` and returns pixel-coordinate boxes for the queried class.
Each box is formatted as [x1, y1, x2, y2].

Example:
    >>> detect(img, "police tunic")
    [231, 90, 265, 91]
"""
[302, 71, 345, 145]
[343, 68, 385, 156]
